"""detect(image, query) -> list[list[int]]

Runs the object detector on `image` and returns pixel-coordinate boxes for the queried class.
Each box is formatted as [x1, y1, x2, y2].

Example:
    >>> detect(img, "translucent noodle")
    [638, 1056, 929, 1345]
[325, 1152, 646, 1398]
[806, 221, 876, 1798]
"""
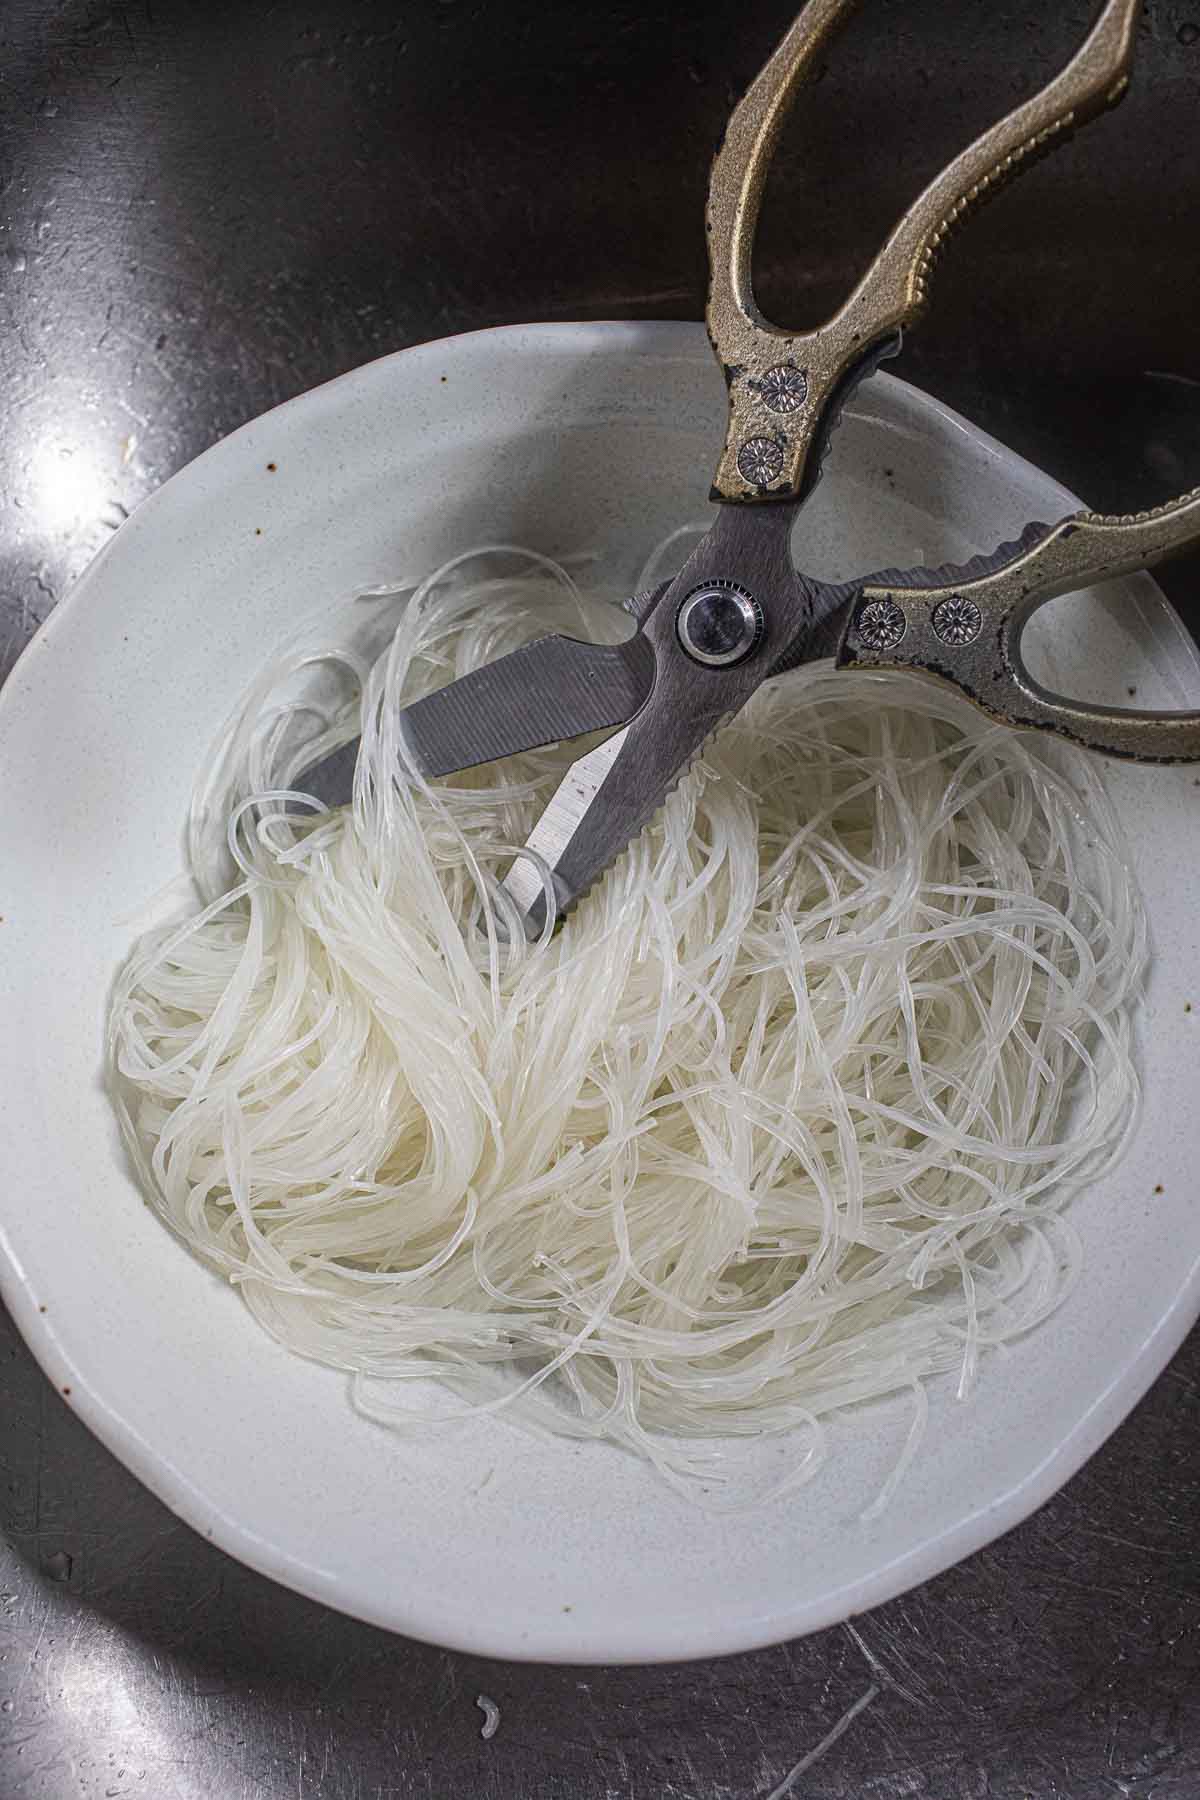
[107, 543, 1145, 1506]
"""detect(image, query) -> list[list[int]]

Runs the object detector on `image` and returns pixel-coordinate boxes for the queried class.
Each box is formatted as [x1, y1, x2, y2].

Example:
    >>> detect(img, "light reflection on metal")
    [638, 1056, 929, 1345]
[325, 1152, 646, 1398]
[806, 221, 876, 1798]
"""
[27, 433, 111, 536]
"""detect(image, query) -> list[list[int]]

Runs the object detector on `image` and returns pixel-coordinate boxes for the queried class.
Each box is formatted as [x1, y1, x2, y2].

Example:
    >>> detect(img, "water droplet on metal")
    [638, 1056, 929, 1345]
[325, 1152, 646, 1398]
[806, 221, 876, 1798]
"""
[44, 1549, 73, 1582]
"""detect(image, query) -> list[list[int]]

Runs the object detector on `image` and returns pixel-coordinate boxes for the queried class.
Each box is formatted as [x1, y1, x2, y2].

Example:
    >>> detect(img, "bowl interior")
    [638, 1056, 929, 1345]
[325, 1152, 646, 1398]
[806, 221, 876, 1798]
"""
[2, 321, 1199, 1663]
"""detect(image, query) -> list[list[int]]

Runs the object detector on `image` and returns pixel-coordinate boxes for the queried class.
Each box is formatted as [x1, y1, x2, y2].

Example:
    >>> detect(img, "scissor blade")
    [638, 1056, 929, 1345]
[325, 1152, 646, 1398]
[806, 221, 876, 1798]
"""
[401, 633, 655, 775]
[501, 701, 727, 932]
[297, 631, 655, 803]
[500, 502, 825, 932]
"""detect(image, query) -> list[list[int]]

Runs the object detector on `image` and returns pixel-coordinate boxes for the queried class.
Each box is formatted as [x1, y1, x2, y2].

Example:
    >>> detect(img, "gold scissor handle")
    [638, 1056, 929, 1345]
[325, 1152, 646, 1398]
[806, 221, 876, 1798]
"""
[836, 487, 1200, 763]
[707, 0, 1139, 504]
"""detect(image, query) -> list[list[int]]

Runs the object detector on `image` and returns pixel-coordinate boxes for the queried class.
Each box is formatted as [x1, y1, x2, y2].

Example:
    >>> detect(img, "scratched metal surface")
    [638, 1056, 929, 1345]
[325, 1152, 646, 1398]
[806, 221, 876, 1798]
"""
[3, 2, 1200, 1794]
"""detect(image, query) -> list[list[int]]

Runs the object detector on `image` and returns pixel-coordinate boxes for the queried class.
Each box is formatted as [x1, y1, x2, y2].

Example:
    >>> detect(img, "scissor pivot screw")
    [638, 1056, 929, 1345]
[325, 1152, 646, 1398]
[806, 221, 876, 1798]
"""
[676, 581, 763, 667]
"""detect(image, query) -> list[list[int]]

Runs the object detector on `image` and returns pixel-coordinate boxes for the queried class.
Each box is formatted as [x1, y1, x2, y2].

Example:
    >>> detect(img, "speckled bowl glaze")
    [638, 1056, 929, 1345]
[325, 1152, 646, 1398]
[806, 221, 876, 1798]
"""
[2, 322, 1198, 1664]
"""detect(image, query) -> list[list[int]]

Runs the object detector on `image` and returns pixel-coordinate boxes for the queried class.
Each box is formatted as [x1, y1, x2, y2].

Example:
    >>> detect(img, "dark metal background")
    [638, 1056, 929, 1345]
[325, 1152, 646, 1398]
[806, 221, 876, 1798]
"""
[2, 2, 1200, 1794]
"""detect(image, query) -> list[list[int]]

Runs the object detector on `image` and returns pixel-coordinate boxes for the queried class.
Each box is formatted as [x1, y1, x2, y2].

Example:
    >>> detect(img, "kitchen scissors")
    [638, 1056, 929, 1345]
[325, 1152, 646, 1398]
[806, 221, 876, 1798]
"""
[310, 0, 1200, 933]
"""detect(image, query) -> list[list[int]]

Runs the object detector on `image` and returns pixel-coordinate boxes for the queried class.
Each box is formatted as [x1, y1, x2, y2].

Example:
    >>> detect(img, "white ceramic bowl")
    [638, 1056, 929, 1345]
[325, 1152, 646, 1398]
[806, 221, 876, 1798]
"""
[2, 322, 1199, 1664]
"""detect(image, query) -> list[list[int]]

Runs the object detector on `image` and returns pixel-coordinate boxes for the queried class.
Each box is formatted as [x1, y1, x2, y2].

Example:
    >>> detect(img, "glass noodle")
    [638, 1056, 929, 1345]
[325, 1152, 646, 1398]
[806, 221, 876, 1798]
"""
[107, 538, 1145, 1509]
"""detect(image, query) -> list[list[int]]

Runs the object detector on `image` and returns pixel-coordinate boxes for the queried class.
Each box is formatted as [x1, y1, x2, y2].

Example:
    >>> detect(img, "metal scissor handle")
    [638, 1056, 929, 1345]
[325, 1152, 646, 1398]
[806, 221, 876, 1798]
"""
[835, 486, 1200, 761]
[706, 0, 1139, 504]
